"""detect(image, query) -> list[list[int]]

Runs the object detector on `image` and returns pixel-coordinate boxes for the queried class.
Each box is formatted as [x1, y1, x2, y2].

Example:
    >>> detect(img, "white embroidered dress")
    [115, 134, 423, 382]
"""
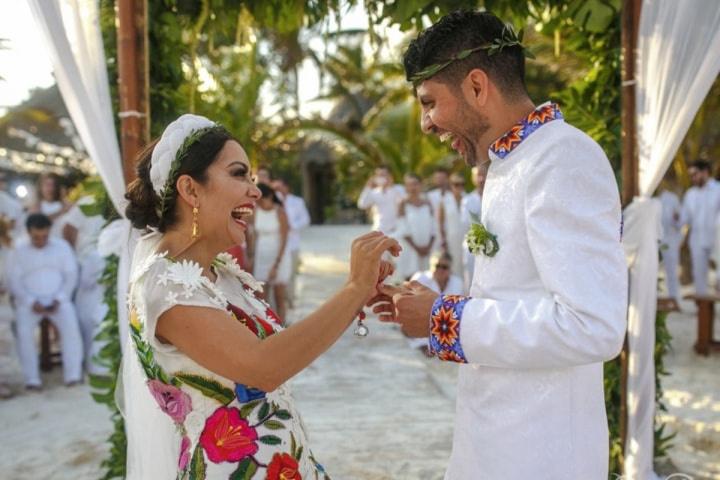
[126, 251, 329, 480]
[427, 103, 627, 480]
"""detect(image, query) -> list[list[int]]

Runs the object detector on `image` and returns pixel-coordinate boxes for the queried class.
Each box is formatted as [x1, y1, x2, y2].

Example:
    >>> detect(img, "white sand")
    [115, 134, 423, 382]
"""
[0, 225, 717, 479]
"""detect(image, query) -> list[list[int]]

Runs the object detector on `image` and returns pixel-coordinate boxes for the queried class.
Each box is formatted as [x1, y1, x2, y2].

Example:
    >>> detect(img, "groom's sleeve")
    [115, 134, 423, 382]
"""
[429, 136, 628, 368]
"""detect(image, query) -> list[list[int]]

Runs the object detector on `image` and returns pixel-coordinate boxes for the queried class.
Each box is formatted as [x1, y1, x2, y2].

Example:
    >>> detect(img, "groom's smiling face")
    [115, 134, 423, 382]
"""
[416, 78, 490, 167]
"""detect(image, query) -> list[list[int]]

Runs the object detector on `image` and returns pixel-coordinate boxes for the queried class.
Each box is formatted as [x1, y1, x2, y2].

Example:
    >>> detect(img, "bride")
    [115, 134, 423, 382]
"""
[122, 114, 399, 479]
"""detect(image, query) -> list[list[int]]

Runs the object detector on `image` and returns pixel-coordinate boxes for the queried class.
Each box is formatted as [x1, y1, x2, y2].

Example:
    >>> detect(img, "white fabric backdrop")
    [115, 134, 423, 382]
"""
[27, 0, 133, 350]
[624, 1, 720, 478]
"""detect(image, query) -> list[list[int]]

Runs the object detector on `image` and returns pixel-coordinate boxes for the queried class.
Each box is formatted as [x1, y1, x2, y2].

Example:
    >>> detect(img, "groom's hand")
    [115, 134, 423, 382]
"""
[378, 281, 437, 338]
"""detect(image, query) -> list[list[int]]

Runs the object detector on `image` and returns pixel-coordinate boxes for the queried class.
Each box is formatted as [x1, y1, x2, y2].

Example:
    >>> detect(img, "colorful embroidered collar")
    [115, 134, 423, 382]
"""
[489, 102, 563, 159]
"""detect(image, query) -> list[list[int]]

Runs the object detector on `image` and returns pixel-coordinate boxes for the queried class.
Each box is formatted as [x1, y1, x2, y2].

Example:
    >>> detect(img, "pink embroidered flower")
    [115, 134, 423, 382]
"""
[178, 436, 191, 470]
[199, 406, 259, 463]
[147, 379, 193, 424]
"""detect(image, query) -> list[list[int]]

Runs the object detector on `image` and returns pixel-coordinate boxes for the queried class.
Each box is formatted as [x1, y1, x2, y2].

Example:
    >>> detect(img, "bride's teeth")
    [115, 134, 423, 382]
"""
[439, 132, 453, 143]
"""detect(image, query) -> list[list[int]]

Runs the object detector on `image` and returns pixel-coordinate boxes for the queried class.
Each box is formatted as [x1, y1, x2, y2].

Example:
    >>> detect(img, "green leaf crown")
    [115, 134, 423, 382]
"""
[410, 24, 535, 86]
[156, 125, 221, 220]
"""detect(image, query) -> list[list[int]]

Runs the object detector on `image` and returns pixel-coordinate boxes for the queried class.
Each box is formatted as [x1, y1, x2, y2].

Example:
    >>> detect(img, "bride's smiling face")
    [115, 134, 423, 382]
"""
[191, 141, 261, 249]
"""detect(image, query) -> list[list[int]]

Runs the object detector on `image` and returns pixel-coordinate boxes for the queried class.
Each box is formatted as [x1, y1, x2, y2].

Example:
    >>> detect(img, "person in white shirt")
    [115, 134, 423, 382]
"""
[681, 160, 720, 296]
[460, 164, 487, 289]
[397, 173, 435, 280]
[374, 11, 627, 479]
[426, 167, 450, 253]
[30, 173, 73, 239]
[272, 178, 311, 309]
[8, 213, 83, 389]
[357, 165, 405, 235]
[62, 196, 108, 375]
[407, 252, 465, 354]
[438, 172, 467, 277]
[657, 186, 683, 303]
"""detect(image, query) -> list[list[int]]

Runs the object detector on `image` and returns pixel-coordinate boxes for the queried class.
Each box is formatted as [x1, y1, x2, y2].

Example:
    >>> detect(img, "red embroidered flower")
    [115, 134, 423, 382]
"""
[147, 379, 192, 424]
[266, 452, 302, 480]
[178, 435, 191, 470]
[430, 307, 460, 347]
[199, 406, 259, 463]
[227, 303, 275, 337]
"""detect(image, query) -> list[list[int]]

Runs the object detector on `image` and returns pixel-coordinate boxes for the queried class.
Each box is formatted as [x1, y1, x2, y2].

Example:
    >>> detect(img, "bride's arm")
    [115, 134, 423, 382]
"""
[156, 232, 399, 391]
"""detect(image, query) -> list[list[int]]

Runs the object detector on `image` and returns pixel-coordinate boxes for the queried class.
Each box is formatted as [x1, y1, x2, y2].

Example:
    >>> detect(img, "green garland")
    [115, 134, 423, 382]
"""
[88, 254, 126, 479]
[410, 24, 535, 86]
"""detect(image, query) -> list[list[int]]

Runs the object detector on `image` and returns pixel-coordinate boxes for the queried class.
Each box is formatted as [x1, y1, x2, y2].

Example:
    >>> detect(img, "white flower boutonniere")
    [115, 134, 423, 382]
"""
[465, 212, 499, 257]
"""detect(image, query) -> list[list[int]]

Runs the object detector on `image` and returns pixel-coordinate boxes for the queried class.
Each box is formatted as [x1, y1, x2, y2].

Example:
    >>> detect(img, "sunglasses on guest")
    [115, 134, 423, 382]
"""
[435, 263, 450, 270]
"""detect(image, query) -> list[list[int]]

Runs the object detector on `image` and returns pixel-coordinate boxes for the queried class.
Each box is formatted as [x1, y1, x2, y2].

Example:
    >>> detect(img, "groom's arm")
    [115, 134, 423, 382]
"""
[427, 140, 627, 369]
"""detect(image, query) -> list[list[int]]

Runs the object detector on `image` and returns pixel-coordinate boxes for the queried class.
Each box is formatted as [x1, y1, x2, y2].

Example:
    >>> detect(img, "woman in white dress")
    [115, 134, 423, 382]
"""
[122, 114, 399, 479]
[438, 173, 467, 277]
[0, 217, 22, 398]
[397, 173, 435, 280]
[250, 183, 291, 321]
[30, 173, 72, 238]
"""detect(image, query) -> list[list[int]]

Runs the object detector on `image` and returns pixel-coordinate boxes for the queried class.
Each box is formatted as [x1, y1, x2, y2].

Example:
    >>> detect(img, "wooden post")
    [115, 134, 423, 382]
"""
[117, 0, 149, 185]
[619, 0, 642, 471]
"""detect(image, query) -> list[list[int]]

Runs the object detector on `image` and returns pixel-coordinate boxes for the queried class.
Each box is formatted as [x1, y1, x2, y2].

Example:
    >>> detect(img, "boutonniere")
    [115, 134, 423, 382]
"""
[466, 212, 499, 257]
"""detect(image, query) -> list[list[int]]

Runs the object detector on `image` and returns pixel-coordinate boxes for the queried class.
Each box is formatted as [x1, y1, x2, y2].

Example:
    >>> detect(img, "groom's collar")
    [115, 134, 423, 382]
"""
[488, 102, 563, 160]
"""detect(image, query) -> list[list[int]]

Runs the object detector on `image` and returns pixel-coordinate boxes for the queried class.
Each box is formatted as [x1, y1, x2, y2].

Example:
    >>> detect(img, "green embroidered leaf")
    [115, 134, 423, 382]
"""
[275, 409, 292, 420]
[188, 444, 206, 480]
[258, 435, 282, 445]
[258, 401, 270, 421]
[229, 458, 257, 480]
[295, 445, 304, 462]
[290, 432, 298, 458]
[175, 373, 235, 405]
[239, 399, 262, 418]
[263, 420, 285, 430]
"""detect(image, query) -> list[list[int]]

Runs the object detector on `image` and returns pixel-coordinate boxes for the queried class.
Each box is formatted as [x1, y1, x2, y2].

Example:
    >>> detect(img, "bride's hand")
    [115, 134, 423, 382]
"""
[347, 232, 401, 300]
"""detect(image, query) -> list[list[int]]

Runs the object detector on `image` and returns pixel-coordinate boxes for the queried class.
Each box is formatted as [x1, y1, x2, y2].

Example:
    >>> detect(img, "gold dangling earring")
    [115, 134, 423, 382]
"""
[191, 206, 200, 240]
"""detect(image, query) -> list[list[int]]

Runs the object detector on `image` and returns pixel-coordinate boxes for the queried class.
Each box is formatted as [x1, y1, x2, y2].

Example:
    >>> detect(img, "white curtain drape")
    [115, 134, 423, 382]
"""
[27, 0, 134, 350]
[623, 1, 720, 478]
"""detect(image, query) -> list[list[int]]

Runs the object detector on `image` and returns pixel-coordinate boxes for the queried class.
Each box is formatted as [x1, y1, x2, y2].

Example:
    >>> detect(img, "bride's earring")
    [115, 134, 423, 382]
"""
[191, 206, 200, 240]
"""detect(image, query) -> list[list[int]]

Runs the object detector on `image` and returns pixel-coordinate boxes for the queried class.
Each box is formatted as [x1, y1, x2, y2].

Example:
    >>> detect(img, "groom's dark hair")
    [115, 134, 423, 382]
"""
[403, 10, 528, 100]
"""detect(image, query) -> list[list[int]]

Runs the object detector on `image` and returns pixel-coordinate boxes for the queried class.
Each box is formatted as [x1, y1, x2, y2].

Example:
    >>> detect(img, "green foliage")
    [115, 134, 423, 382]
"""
[88, 254, 126, 480]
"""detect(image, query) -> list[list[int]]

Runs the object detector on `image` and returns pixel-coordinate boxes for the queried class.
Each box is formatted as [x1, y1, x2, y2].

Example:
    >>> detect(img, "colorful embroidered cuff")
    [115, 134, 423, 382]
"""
[428, 294, 470, 363]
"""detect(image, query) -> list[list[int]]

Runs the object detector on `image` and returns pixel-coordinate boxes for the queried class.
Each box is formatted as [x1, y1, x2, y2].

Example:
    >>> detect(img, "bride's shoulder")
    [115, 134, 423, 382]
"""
[130, 250, 170, 284]
[213, 252, 264, 293]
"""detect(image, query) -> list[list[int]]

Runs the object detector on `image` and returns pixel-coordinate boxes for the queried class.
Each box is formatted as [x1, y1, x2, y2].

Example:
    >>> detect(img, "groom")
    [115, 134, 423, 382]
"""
[375, 10, 628, 479]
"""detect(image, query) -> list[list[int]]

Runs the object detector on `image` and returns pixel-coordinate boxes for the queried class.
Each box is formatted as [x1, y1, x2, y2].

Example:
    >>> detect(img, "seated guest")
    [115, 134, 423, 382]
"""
[407, 252, 464, 355]
[8, 213, 83, 389]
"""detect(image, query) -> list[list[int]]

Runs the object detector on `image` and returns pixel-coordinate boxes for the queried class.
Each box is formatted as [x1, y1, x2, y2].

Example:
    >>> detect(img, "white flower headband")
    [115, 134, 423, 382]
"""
[149, 114, 218, 218]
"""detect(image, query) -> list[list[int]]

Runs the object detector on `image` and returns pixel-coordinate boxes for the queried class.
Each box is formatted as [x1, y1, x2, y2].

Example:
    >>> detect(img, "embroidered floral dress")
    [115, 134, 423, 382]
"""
[128, 251, 329, 480]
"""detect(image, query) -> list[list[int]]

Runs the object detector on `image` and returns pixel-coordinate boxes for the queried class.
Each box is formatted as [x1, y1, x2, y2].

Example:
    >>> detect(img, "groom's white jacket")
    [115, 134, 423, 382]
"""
[429, 103, 627, 480]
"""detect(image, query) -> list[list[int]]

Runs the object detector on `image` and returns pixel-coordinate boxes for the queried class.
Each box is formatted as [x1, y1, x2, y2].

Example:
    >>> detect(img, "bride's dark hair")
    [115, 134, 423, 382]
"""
[125, 127, 235, 232]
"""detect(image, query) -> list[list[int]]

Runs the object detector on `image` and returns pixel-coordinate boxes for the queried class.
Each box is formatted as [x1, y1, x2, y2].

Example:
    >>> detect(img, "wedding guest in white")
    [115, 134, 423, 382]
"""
[426, 167, 450, 253]
[63, 195, 108, 374]
[407, 252, 464, 354]
[657, 185, 683, 303]
[8, 213, 83, 389]
[438, 172, 466, 277]
[681, 160, 720, 295]
[272, 177, 310, 309]
[397, 173, 435, 280]
[461, 164, 487, 289]
[30, 172, 72, 238]
[374, 11, 627, 479]
[0, 217, 23, 398]
[251, 183, 291, 321]
[357, 165, 405, 235]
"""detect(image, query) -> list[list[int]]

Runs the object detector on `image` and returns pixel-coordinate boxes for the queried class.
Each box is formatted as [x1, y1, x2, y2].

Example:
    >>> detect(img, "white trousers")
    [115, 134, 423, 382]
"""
[690, 244, 713, 296]
[15, 301, 83, 386]
[75, 284, 108, 375]
[661, 240, 681, 300]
